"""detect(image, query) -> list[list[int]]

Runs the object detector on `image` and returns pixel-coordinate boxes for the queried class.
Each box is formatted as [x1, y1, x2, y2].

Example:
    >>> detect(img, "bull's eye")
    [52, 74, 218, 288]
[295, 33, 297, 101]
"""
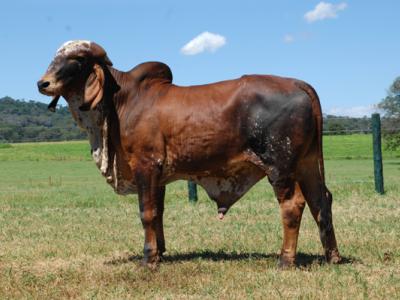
[55, 59, 82, 81]
[74, 56, 86, 64]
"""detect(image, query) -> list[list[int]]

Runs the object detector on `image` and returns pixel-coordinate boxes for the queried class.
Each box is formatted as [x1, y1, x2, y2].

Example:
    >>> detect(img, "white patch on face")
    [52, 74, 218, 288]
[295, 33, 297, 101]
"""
[56, 40, 92, 56]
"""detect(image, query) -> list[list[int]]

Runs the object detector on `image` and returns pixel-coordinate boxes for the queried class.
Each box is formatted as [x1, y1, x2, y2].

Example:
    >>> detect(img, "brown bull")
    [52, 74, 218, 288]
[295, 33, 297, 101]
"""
[38, 40, 341, 267]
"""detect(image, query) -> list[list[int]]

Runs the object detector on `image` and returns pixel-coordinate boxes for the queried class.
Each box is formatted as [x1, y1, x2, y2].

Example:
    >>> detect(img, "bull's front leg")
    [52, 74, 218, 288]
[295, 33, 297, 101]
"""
[135, 166, 165, 268]
[155, 186, 166, 256]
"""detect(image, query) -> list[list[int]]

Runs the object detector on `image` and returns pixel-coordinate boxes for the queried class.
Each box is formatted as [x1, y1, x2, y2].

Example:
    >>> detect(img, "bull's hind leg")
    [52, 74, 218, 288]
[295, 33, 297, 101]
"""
[298, 164, 341, 263]
[271, 178, 306, 267]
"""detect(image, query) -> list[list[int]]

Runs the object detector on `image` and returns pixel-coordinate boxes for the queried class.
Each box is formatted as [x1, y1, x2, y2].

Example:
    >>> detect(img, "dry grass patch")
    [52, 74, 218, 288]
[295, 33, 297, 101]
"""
[0, 143, 399, 298]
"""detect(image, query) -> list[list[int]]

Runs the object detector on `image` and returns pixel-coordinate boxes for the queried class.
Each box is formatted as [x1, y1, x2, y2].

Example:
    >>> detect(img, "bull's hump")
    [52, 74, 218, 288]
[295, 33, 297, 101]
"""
[129, 62, 173, 84]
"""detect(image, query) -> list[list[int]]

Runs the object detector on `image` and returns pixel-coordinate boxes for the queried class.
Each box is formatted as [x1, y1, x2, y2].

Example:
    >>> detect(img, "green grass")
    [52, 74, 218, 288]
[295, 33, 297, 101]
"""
[0, 143, 12, 149]
[0, 135, 399, 299]
[0, 140, 91, 161]
[323, 134, 400, 159]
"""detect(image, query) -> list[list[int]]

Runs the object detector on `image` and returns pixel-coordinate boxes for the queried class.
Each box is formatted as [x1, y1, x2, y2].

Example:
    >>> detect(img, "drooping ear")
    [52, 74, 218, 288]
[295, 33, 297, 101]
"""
[79, 64, 105, 111]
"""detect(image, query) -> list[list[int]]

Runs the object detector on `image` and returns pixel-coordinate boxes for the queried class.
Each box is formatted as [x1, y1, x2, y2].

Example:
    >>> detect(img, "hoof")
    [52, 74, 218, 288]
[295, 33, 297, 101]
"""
[326, 249, 342, 264]
[158, 253, 165, 262]
[328, 254, 342, 264]
[158, 248, 166, 258]
[278, 256, 295, 269]
[141, 259, 159, 270]
[141, 255, 161, 270]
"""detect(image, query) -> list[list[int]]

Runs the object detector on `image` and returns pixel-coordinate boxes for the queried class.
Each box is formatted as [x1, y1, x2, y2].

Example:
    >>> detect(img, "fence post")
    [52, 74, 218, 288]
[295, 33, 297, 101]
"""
[371, 113, 384, 194]
[188, 181, 198, 203]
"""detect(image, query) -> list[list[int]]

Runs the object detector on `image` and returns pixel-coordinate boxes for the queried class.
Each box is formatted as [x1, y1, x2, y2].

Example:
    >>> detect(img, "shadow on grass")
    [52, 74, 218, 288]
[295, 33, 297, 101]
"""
[163, 251, 276, 262]
[105, 250, 358, 268]
[104, 250, 275, 266]
[296, 253, 359, 268]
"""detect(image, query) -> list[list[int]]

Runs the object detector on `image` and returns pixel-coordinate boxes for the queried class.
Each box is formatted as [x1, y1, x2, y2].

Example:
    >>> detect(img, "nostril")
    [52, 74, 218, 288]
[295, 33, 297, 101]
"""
[37, 80, 50, 90]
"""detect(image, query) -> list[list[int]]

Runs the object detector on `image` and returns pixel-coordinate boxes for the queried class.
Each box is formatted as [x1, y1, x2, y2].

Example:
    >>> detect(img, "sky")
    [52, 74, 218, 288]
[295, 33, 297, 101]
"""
[0, 0, 399, 117]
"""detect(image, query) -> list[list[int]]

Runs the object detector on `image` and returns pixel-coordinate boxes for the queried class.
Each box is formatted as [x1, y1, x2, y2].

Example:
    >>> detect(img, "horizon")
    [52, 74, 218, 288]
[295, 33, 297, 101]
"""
[1, 1, 399, 117]
[0, 95, 374, 119]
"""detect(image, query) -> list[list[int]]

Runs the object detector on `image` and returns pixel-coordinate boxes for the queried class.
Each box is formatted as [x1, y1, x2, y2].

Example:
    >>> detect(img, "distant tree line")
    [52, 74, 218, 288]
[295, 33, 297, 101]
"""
[378, 77, 400, 150]
[0, 96, 86, 143]
[323, 115, 371, 134]
[0, 96, 396, 144]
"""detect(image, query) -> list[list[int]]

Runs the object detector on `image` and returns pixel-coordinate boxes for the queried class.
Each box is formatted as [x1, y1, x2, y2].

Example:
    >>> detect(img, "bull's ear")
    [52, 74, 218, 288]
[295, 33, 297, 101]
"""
[79, 64, 105, 111]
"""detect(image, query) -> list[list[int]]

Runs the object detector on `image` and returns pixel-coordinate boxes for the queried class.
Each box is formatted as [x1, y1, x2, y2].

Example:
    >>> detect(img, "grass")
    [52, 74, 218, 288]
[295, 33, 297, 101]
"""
[323, 134, 400, 159]
[0, 135, 399, 299]
[0, 143, 12, 149]
[0, 141, 90, 161]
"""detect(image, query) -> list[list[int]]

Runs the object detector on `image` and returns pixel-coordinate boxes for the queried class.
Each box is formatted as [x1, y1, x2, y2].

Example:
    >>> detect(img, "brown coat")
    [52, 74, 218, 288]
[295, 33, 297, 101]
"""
[38, 40, 341, 267]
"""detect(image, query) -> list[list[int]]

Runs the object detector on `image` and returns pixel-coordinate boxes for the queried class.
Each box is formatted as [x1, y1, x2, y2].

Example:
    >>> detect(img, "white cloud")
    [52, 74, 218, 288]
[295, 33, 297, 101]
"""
[283, 34, 295, 43]
[181, 31, 226, 55]
[304, 2, 347, 23]
[327, 105, 379, 117]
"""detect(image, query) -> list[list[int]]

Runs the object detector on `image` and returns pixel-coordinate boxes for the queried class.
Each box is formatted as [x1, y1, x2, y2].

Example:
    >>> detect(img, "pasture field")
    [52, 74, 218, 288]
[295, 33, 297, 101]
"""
[0, 135, 399, 299]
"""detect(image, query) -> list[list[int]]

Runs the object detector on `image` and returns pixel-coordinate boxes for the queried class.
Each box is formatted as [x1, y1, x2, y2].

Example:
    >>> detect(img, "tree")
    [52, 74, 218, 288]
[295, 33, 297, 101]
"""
[378, 77, 400, 150]
[0, 96, 86, 143]
[325, 121, 345, 135]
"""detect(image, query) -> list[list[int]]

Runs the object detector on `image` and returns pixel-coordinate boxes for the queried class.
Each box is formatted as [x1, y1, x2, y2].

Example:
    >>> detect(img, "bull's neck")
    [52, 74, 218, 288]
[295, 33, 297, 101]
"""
[107, 67, 133, 115]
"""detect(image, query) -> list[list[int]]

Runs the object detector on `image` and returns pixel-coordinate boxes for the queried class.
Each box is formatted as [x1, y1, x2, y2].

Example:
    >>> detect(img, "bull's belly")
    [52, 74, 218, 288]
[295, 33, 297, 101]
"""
[195, 162, 266, 210]
[163, 151, 267, 211]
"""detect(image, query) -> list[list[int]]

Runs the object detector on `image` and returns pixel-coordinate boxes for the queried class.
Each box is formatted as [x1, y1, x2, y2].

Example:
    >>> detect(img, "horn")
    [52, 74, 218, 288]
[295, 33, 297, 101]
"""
[89, 42, 113, 66]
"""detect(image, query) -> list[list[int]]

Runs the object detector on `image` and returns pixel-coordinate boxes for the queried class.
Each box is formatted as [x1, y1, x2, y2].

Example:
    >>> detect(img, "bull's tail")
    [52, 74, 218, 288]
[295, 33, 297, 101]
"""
[295, 81, 325, 183]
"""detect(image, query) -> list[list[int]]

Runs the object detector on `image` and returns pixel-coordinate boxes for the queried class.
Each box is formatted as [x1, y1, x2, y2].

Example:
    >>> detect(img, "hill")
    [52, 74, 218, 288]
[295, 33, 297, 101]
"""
[0, 96, 86, 142]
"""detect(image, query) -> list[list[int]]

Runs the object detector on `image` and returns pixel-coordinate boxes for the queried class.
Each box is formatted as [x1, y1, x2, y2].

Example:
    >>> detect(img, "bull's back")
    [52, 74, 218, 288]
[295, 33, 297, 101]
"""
[156, 80, 246, 168]
[155, 75, 316, 171]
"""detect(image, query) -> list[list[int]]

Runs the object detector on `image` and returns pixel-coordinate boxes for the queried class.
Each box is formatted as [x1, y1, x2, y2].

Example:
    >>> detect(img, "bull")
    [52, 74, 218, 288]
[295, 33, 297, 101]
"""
[37, 40, 341, 268]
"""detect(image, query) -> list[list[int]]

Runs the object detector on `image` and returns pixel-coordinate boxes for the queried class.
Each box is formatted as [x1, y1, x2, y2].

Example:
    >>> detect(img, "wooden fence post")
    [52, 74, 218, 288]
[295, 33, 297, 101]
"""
[188, 181, 198, 203]
[371, 113, 384, 194]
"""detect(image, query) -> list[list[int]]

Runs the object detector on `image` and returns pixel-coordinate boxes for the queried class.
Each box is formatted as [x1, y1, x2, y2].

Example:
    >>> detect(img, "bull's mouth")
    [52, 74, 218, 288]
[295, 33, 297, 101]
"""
[37, 79, 63, 111]
[38, 87, 54, 96]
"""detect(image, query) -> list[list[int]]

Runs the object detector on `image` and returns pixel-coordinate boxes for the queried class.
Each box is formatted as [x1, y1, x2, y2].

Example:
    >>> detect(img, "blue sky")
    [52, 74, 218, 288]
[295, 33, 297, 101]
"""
[1, 0, 399, 116]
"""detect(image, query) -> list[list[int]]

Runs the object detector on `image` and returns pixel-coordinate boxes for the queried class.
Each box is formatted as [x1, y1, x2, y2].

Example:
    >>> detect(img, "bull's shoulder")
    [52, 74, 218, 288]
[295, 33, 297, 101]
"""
[129, 62, 173, 84]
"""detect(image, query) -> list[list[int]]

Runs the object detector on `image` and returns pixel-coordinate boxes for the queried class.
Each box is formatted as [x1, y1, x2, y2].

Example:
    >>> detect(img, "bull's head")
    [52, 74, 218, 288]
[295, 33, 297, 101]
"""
[37, 40, 113, 111]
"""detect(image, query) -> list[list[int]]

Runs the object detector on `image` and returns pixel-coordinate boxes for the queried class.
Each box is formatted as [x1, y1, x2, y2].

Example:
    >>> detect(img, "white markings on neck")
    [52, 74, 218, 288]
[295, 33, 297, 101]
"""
[67, 94, 103, 165]
[67, 94, 137, 195]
